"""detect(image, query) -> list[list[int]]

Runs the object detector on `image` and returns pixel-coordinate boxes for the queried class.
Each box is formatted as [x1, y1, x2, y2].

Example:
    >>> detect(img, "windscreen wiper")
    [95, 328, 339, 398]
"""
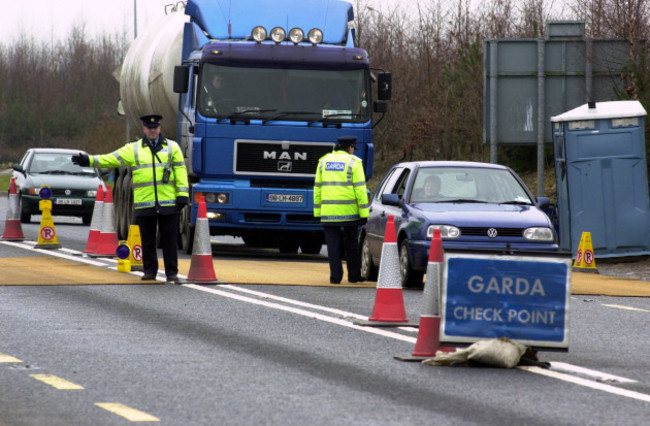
[262, 111, 322, 124]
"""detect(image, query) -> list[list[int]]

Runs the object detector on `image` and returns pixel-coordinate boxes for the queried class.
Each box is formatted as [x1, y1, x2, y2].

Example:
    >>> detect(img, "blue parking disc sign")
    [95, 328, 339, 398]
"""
[441, 253, 571, 349]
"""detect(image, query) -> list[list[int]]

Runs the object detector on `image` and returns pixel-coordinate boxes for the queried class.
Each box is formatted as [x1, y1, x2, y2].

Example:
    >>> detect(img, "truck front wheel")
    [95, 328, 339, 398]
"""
[179, 205, 194, 254]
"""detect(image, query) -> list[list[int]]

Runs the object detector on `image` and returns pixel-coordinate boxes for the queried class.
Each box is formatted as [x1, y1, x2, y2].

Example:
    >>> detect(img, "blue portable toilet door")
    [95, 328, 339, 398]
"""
[562, 122, 650, 257]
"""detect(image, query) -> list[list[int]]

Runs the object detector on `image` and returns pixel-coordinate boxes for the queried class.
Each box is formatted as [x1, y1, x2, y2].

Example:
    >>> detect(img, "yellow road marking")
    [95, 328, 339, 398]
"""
[29, 374, 84, 390]
[0, 352, 22, 363]
[602, 303, 650, 313]
[95, 403, 160, 422]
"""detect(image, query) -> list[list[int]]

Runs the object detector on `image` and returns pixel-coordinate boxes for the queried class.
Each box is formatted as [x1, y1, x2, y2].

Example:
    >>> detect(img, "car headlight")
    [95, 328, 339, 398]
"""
[87, 190, 97, 197]
[427, 225, 460, 239]
[523, 227, 555, 241]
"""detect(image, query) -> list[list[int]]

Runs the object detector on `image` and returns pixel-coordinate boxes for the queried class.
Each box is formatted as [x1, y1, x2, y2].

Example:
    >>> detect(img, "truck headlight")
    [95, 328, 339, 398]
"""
[251, 26, 267, 42]
[308, 28, 323, 45]
[270, 27, 286, 43]
[523, 227, 555, 241]
[427, 225, 460, 239]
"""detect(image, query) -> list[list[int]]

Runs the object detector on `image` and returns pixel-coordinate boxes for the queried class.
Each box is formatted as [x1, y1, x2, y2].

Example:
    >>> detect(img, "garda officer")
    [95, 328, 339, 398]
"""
[72, 114, 189, 284]
[314, 136, 369, 284]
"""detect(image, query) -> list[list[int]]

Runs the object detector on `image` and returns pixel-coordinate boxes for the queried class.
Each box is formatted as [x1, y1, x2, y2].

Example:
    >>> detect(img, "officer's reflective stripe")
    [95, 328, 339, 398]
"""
[172, 161, 184, 167]
[314, 182, 322, 188]
[177, 186, 189, 193]
[133, 181, 176, 189]
[134, 199, 176, 209]
[347, 158, 355, 181]
[133, 142, 141, 166]
[321, 181, 354, 187]
[314, 203, 321, 208]
[359, 202, 371, 209]
[321, 214, 360, 221]
[321, 199, 357, 205]
[353, 181, 365, 187]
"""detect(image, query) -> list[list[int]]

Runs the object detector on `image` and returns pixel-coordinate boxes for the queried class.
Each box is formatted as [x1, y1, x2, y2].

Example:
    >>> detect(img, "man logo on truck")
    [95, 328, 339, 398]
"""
[263, 151, 308, 161]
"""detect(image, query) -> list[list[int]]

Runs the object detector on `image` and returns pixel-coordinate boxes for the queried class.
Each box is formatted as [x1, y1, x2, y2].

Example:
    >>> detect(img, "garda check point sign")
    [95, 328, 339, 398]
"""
[441, 253, 571, 349]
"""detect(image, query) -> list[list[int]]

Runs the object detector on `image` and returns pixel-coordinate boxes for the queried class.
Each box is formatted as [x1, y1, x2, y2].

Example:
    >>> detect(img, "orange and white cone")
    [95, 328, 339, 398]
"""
[84, 185, 104, 254]
[92, 186, 118, 257]
[2, 178, 25, 241]
[187, 196, 218, 283]
[355, 215, 416, 327]
[395, 229, 455, 360]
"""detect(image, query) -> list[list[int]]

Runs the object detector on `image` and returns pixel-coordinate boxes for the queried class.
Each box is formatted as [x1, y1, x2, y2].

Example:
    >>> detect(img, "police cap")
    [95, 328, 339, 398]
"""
[140, 114, 163, 128]
[337, 136, 357, 148]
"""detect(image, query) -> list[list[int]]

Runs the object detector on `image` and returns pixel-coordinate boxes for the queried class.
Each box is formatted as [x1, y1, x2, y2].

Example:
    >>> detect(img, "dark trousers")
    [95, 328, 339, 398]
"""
[137, 213, 179, 278]
[323, 224, 361, 283]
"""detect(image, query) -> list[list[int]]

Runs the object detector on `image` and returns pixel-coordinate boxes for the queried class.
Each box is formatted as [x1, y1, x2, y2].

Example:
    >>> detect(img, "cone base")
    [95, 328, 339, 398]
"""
[187, 254, 218, 282]
[368, 288, 409, 323]
[34, 243, 62, 249]
[2, 220, 25, 241]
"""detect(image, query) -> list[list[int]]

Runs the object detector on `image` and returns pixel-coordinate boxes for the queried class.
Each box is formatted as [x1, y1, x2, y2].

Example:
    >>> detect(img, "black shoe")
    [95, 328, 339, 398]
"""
[330, 279, 341, 284]
[166, 275, 182, 284]
[348, 276, 365, 283]
[141, 274, 156, 281]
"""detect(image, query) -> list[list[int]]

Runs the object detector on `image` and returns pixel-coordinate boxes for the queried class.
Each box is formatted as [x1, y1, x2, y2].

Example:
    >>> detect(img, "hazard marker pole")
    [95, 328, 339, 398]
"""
[1, 178, 25, 241]
[354, 215, 417, 327]
[84, 185, 104, 254]
[395, 228, 455, 361]
[186, 195, 219, 283]
[34, 186, 61, 249]
[126, 224, 144, 271]
[92, 186, 119, 257]
[573, 231, 598, 273]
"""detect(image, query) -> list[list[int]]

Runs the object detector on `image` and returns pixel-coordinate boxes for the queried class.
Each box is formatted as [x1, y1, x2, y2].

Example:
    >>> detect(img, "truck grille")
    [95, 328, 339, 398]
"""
[235, 140, 333, 177]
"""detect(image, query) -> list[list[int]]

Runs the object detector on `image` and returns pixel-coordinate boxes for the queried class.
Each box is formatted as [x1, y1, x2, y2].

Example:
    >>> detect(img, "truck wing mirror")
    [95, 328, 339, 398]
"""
[377, 72, 392, 101]
[374, 101, 388, 113]
[173, 66, 189, 93]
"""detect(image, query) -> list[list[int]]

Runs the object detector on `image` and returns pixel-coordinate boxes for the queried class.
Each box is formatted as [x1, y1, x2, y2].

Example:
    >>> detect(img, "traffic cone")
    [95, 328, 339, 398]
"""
[34, 195, 61, 249]
[92, 186, 119, 257]
[187, 196, 219, 283]
[126, 224, 144, 271]
[84, 185, 104, 254]
[395, 229, 455, 361]
[573, 231, 598, 273]
[2, 178, 25, 241]
[355, 215, 417, 327]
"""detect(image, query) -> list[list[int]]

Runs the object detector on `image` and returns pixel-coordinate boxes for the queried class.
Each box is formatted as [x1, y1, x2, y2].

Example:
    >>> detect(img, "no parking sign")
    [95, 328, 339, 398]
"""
[441, 253, 571, 349]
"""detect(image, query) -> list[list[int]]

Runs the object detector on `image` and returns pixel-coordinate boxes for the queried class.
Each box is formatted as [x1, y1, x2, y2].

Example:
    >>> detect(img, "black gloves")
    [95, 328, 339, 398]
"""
[359, 218, 368, 226]
[176, 196, 189, 211]
[71, 153, 90, 167]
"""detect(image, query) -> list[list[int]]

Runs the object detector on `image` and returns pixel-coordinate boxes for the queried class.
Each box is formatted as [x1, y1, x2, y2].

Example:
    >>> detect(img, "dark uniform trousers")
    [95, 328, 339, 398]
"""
[323, 224, 361, 283]
[137, 213, 179, 278]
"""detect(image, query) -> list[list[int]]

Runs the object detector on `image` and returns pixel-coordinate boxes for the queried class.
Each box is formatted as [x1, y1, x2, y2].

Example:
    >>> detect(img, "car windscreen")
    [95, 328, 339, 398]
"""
[29, 153, 97, 176]
[411, 167, 533, 204]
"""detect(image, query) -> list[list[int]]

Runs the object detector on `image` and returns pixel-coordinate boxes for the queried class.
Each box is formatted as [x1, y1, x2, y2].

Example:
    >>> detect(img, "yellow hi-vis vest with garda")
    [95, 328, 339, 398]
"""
[314, 150, 369, 222]
[89, 138, 189, 210]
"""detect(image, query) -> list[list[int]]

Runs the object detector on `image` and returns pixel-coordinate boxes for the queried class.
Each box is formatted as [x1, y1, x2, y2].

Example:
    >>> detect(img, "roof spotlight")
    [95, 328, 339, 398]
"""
[251, 26, 267, 42]
[270, 27, 286, 43]
[307, 28, 323, 45]
[289, 27, 304, 44]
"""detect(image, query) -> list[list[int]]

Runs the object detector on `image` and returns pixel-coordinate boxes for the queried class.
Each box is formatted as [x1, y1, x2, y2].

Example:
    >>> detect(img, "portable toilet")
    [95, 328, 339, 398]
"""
[551, 100, 650, 258]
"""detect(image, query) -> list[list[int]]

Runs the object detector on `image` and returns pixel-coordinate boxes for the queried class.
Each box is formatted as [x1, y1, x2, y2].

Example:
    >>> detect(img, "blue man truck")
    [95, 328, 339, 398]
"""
[115, 0, 391, 254]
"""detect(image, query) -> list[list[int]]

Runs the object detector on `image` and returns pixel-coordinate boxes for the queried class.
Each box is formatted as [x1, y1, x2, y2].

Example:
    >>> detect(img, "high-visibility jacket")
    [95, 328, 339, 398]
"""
[314, 150, 369, 223]
[89, 137, 189, 213]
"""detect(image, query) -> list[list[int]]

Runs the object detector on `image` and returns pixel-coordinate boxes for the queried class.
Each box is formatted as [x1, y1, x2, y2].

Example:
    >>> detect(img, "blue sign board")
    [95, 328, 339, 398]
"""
[441, 253, 571, 349]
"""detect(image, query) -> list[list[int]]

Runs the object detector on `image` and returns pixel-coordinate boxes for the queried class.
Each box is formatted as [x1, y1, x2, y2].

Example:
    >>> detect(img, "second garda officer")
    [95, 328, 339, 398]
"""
[72, 114, 189, 283]
[314, 136, 369, 284]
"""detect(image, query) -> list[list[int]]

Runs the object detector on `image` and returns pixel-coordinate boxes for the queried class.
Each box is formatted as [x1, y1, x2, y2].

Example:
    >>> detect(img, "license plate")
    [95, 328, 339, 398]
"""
[267, 194, 303, 203]
[55, 199, 82, 205]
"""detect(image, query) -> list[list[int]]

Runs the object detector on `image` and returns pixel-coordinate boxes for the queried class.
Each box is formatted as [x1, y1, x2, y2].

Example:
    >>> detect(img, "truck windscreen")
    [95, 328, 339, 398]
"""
[198, 64, 371, 123]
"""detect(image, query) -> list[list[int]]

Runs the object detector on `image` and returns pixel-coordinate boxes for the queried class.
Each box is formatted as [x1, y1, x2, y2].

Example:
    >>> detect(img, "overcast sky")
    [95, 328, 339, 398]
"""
[0, 0, 426, 44]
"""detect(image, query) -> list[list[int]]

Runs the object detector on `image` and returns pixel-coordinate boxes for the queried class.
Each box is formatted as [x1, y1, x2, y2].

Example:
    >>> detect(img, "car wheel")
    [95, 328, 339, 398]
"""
[179, 205, 195, 254]
[278, 236, 299, 254]
[82, 214, 92, 226]
[19, 196, 31, 223]
[399, 240, 424, 288]
[360, 236, 378, 281]
[299, 236, 322, 255]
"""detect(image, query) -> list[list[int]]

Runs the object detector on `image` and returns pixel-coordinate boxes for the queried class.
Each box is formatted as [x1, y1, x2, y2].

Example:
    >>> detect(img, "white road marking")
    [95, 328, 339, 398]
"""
[550, 362, 637, 383]
[601, 304, 650, 313]
[519, 366, 650, 403]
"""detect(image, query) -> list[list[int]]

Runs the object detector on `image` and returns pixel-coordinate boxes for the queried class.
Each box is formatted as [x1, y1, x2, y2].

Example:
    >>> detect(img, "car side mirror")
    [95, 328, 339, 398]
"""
[12, 164, 25, 175]
[536, 196, 550, 209]
[381, 193, 401, 206]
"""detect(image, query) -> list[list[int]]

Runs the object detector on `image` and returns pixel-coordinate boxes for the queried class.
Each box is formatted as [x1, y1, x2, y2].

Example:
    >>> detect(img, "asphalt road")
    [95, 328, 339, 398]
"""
[1, 198, 650, 425]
